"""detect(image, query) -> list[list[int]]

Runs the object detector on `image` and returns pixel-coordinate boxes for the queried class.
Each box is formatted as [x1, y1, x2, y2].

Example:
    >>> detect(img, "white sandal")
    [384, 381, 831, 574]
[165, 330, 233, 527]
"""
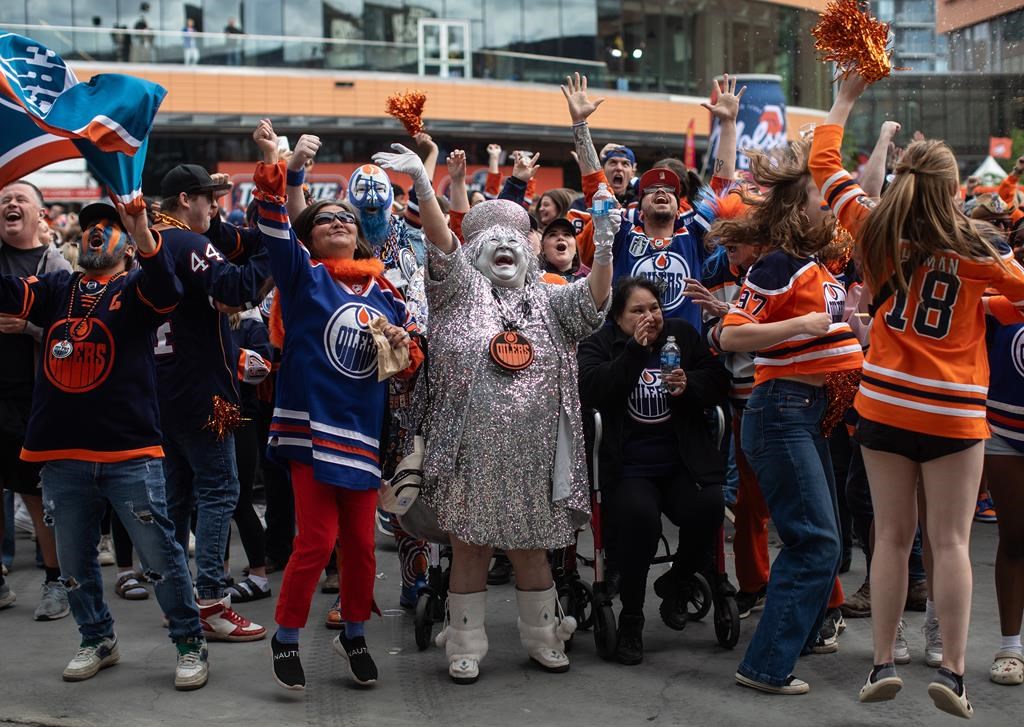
[990, 650, 1024, 685]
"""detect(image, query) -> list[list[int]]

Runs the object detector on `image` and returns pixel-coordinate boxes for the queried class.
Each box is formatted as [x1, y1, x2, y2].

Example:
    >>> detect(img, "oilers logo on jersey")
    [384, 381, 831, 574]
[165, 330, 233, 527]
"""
[823, 282, 846, 322]
[627, 368, 670, 423]
[324, 302, 383, 379]
[1012, 328, 1024, 379]
[631, 252, 690, 312]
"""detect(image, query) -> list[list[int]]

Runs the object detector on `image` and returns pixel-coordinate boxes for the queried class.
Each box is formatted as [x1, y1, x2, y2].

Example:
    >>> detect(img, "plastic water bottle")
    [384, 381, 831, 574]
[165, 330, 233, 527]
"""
[660, 336, 680, 392]
[591, 182, 614, 217]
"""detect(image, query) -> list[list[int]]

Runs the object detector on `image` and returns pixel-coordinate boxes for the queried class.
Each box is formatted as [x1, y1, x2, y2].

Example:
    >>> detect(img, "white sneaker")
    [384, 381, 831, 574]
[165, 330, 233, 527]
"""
[63, 636, 120, 681]
[34, 581, 70, 621]
[174, 639, 209, 690]
[923, 617, 943, 667]
[894, 619, 911, 664]
[199, 596, 266, 642]
[97, 534, 115, 566]
[13, 497, 34, 537]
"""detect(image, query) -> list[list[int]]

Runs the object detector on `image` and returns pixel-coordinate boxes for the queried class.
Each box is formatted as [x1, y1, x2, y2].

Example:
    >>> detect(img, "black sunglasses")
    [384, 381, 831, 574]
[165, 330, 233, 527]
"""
[313, 210, 357, 227]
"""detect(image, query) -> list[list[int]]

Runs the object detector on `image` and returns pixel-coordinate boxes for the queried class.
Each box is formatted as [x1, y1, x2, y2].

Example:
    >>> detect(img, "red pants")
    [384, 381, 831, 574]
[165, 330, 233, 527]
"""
[275, 462, 377, 628]
[732, 412, 771, 593]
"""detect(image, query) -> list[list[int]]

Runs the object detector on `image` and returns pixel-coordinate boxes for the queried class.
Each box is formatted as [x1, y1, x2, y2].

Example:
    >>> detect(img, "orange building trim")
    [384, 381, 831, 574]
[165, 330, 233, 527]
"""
[71, 63, 825, 143]
[937, 0, 1023, 33]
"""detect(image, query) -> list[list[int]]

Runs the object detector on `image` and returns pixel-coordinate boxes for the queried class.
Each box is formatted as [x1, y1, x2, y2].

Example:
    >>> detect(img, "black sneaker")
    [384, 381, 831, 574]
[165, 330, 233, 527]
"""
[615, 613, 644, 666]
[652, 571, 688, 631]
[271, 635, 305, 691]
[487, 552, 512, 586]
[736, 587, 767, 619]
[333, 633, 378, 686]
[812, 608, 844, 654]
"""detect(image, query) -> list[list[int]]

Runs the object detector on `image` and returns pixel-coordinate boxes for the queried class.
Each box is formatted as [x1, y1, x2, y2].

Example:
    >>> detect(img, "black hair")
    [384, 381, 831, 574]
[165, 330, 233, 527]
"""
[292, 200, 372, 259]
[392, 184, 407, 197]
[610, 276, 663, 321]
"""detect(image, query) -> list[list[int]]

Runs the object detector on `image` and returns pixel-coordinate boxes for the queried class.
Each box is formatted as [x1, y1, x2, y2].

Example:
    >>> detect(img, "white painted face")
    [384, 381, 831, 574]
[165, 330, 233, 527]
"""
[473, 227, 531, 289]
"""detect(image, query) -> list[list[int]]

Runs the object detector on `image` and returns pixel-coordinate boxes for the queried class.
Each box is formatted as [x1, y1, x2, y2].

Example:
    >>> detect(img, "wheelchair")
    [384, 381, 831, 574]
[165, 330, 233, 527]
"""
[579, 406, 741, 659]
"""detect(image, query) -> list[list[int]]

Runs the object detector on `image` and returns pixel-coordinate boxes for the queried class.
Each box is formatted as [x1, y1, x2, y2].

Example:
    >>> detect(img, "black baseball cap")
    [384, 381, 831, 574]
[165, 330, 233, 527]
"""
[160, 163, 232, 199]
[78, 203, 122, 233]
[542, 217, 576, 239]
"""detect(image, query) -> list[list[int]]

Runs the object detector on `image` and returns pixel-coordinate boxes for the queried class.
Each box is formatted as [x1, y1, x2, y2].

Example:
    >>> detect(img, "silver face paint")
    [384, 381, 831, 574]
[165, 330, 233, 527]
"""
[472, 227, 531, 289]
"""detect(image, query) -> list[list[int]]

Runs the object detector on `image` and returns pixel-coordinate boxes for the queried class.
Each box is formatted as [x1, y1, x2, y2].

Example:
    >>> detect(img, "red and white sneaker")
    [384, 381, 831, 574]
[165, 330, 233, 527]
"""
[199, 596, 266, 642]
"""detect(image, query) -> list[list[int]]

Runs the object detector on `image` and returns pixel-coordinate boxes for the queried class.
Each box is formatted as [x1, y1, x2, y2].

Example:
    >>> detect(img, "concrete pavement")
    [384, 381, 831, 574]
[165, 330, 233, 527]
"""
[0, 518, 1019, 727]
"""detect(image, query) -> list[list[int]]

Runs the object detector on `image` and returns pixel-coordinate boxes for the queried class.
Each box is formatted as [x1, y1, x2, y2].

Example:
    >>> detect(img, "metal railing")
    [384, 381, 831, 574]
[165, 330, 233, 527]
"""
[1, 23, 606, 85]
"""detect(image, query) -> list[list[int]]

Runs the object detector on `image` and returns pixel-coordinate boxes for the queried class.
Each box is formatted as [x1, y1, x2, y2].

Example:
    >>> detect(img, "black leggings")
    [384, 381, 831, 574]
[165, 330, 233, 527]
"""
[230, 417, 266, 569]
[613, 472, 723, 616]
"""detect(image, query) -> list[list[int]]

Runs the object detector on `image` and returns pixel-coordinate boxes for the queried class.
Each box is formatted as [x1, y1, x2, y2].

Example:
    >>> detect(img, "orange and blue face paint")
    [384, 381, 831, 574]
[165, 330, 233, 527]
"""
[80, 220, 131, 271]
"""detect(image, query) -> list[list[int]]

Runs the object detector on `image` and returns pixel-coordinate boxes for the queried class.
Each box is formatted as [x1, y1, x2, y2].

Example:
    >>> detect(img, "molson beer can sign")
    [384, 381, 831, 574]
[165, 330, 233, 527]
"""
[706, 74, 787, 172]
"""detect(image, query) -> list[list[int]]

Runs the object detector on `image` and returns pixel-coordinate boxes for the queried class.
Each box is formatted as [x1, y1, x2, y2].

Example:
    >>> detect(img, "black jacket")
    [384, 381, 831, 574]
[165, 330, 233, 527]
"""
[577, 318, 730, 490]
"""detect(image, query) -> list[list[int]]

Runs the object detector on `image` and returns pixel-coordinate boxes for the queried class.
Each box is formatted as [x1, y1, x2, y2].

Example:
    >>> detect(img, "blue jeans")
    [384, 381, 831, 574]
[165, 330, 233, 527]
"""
[40, 458, 201, 642]
[737, 379, 841, 686]
[162, 427, 240, 601]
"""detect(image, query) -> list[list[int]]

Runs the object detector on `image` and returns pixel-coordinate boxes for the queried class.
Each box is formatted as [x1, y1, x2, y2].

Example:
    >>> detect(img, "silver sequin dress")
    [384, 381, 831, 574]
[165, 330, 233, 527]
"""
[421, 244, 605, 550]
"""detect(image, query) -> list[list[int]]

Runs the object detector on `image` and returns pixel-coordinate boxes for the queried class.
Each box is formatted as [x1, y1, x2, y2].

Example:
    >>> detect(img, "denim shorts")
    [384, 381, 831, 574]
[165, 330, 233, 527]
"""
[856, 417, 980, 463]
[986, 431, 1024, 457]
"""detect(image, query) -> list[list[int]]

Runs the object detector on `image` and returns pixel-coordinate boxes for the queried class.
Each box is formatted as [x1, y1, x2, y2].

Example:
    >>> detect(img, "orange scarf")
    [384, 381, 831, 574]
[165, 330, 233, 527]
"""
[268, 257, 385, 349]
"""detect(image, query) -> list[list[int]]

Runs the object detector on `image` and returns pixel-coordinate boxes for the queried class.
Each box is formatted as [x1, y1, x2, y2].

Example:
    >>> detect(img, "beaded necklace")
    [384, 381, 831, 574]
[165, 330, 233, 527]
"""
[50, 272, 126, 359]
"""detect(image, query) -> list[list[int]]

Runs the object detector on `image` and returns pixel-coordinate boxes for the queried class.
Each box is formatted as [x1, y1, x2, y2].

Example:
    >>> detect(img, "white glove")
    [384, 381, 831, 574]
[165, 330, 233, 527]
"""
[592, 208, 621, 266]
[372, 143, 435, 202]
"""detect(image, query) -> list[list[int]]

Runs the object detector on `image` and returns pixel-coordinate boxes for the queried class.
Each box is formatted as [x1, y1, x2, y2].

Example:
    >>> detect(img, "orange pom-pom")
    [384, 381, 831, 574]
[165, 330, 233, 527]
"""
[822, 369, 861, 437]
[203, 395, 247, 441]
[812, 0, 901, 83]
[385, 91, 427, 137]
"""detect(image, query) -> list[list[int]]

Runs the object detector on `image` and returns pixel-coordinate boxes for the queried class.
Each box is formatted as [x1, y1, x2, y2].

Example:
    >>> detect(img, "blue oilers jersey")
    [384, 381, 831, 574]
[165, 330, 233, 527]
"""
[986, 302, 1024, 453]
[612, 210, 709, 330]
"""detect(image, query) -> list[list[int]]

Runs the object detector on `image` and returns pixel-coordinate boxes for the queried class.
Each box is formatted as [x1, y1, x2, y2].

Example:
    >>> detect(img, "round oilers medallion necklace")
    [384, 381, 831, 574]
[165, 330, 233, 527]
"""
[51, 272, 125, 360]
[488, 288, 535, 372]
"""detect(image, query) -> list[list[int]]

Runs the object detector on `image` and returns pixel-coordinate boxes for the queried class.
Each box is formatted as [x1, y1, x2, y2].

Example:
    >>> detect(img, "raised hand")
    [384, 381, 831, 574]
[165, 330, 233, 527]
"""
[116, 202, 156, 254]
[512, 151, 541, 183]
[561, 72, 604, 124]
[289, 134, 321, 171]
[373, 143, 426, 176]
[447, 149, 467, 184]
[880, 120, 901, 139]
[701, 73, 747, 122]
[252, 118, 279, 163]
[414, 132, 438, 153]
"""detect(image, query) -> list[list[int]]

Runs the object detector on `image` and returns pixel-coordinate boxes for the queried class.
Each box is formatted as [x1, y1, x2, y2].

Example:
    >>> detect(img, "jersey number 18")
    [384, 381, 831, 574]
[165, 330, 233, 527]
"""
[883, 270, 961, 339]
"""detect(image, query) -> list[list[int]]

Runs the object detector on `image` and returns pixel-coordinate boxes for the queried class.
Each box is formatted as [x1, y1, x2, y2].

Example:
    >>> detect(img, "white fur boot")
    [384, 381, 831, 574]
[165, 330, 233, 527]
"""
[516, 586, 576, 673]
[435, 591, 488, 684]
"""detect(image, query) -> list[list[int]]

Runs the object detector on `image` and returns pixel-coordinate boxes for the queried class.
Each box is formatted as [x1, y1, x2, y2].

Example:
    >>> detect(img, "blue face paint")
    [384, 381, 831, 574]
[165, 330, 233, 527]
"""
[348, 164, 394, 213]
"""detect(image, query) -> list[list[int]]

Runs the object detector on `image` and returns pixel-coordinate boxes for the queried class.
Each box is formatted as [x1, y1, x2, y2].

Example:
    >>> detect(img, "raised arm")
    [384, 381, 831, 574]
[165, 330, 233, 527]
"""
[414, 132, 440, 181]
[285, 134, 321, 223]
[561, 72, 605, 176]
[824, 71, 870, 128]
[373, 144, 453, 254]
[446, 149, 470, 214]
[860, 121, 901, 198]
[701, 73, 746, 183]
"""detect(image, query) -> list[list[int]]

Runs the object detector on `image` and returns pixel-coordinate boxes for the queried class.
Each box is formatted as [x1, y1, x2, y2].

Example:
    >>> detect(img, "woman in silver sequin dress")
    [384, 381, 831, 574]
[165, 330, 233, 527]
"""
[372, 144, 616, 684]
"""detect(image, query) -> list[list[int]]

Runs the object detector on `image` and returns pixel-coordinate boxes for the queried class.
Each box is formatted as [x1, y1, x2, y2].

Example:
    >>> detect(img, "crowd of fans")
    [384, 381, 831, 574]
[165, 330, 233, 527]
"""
[0, 68, 1022, 721]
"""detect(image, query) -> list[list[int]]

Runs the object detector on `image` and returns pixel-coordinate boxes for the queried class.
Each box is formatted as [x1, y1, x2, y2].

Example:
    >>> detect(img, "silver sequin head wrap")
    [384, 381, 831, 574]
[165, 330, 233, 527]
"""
[462, 199, 530, 243]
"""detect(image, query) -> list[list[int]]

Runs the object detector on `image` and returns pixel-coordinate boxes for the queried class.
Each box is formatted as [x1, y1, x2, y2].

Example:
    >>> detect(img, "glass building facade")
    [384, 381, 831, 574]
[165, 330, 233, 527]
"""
[1, 0, 832, 108]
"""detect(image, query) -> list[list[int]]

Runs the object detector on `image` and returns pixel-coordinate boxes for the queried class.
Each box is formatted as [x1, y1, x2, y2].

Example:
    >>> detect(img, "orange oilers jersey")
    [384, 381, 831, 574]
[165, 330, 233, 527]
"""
[854, 246, 1024, 438]
[721, 250, 863, 386]
[811, 123, 1024, 438]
